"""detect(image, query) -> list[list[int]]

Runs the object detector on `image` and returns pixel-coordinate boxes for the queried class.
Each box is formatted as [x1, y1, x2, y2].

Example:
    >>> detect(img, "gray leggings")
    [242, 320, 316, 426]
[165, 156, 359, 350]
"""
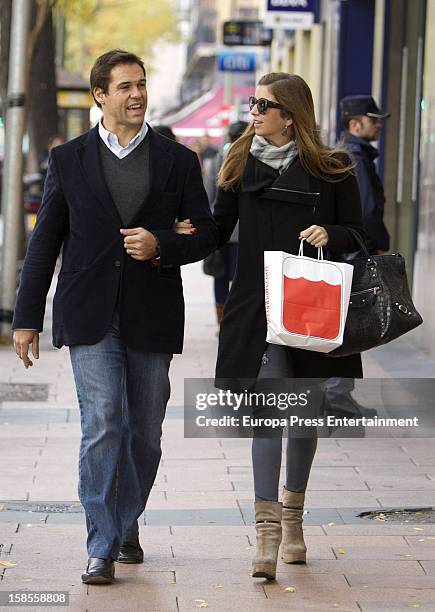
[252, 343, 318, 501]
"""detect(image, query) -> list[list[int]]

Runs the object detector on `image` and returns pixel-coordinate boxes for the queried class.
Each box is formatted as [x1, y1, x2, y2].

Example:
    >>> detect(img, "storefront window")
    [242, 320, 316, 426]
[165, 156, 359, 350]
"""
[413, 0, 435, 353]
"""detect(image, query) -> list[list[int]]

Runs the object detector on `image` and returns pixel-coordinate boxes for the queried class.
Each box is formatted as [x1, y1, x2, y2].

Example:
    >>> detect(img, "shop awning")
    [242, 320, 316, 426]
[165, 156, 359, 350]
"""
[165, 86, 252, 139]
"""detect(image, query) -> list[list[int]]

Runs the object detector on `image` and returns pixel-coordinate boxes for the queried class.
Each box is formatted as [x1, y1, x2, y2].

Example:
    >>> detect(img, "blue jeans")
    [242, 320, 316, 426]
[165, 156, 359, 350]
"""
[69, 306, 172, 558]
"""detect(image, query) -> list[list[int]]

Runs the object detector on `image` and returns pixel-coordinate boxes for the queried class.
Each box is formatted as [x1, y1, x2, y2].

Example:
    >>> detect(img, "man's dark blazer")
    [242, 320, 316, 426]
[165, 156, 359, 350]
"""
[12, 124, 219, 353]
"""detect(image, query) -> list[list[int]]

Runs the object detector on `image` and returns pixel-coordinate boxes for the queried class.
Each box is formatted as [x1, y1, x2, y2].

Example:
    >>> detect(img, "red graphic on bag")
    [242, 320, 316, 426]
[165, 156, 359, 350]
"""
[283, 276, 342, 339]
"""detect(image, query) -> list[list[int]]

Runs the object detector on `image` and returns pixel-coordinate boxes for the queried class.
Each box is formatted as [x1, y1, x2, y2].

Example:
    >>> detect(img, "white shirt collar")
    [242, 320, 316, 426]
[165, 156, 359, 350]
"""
[98, 120, 148, 159]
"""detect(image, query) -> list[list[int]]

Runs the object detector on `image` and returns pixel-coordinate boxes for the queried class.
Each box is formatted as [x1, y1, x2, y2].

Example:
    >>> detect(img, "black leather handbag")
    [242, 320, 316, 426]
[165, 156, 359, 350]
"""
[328, 230, 423, 358]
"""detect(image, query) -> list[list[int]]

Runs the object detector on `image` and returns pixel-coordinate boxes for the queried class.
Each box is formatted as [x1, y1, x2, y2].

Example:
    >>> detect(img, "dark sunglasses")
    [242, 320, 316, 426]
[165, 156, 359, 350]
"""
[248, 96, 285, 114]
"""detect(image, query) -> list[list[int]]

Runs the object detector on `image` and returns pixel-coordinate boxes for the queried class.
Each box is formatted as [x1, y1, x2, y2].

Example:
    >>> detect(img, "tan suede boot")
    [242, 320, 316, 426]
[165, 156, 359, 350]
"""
[251, 501, 282, 580]
[281, 487, 307, 564]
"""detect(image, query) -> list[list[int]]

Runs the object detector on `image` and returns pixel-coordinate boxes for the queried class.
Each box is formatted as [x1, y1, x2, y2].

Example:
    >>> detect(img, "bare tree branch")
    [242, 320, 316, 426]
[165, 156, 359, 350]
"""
[27, 1, 50, 68]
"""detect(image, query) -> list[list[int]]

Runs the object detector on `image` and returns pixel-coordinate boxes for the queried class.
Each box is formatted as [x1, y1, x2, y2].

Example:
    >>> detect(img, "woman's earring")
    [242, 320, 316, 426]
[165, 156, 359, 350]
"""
[281, 124, 289, 136]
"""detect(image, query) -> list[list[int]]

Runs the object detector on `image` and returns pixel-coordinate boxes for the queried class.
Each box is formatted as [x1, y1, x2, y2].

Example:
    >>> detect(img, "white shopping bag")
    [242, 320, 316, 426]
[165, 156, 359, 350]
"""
[264, 241, 354, 353]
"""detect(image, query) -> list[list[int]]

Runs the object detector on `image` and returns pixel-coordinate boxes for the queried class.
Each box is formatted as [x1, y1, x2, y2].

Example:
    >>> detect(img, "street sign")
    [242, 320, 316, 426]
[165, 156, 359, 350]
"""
[217, 52, 256, 73]
[265, 0, 315, 30]
[223, 20, 273, 46]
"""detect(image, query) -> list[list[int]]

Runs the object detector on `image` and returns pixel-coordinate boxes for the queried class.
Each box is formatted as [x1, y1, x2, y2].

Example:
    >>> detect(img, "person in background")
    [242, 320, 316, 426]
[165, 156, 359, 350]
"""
[339, 95, 390, 254]
[188, 138, 205, 169]
[202, 121, 248, 328]
[324, 95, 390, 419]
[153, 124, 177, 141]
[200, 133, 218, 160]
[40, 135, 65, 183]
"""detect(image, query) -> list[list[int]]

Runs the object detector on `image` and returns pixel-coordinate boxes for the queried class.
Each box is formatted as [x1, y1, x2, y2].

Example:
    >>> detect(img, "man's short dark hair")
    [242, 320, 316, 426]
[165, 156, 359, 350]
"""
[90, 49, 146, 108]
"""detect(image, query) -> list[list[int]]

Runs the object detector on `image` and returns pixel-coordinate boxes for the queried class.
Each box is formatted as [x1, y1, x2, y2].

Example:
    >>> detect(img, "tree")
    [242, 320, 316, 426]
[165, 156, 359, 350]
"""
[0, 0, 12, 123]
[27, 1, 59, 173]
[0, 1, 58, 165]
[62, 0, 180, 77]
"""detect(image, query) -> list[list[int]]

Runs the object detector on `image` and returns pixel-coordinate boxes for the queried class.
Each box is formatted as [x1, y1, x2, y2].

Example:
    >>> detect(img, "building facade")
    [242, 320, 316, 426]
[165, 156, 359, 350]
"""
[267, 0, 434, 359]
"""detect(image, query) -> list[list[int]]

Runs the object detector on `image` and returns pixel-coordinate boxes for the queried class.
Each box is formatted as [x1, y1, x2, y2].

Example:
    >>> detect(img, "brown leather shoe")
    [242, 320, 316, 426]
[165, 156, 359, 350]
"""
[116, 540, 144, 564]
[81, 557, 115, 584]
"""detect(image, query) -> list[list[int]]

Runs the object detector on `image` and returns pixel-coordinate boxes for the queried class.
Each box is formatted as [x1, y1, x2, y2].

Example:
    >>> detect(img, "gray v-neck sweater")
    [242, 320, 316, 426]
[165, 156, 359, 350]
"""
[99, 136, 150, 226]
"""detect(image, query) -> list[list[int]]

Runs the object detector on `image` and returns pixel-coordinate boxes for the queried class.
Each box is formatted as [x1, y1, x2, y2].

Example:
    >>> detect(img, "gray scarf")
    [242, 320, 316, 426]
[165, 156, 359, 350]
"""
[250, 135, 298, 174]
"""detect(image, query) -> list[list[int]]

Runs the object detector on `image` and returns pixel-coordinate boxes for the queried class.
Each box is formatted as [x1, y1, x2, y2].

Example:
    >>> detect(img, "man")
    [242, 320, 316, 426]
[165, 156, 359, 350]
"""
[339, 94, 390, 254]
[12, 49, 218, 585]
[324, 95, 390, 419]
[199, 133, 218, 160]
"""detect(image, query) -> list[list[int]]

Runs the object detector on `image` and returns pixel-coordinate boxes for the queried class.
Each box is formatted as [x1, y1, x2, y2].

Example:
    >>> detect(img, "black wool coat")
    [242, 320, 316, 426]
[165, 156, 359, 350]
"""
[12, 125, 219, 353]
[213, 154, 365, 389]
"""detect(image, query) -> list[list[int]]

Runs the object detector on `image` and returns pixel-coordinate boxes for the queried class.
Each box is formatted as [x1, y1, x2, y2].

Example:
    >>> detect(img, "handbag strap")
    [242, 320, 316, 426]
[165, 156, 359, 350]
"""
[345, 227, 370, 256]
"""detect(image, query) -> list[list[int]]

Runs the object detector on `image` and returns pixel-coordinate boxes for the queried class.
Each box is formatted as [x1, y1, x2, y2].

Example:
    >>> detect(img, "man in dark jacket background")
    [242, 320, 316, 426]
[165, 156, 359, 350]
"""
[339, 95, 390, 254]
[12, 49, 218, 584]
[324, 95, 390, 419]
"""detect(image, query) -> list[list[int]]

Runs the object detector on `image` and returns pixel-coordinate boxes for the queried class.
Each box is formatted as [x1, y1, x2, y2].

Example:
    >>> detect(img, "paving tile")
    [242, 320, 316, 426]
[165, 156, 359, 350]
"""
[261, 586, 356, 606]
[304, 491, 382, 508]
[346, 573, 435, 588]
[146, 508, 244, 525]
[0, 575, 86, 593]
[322, 524, 435, 536]
[176, 590, 267, 612]
[71, 592, 178, 611]
[0, 523, 19, 535]
[173, 567, 279, 589]
[351, 586, 435, 602]
[273, 559, 425, 575]
[374, 492, 435, 506]
[420, 561, 435, 575]
[358, 604, 435, 612]
[364, 476, 435, 491]
[330, 545, 418, 560]
[307, 535, 407, 547]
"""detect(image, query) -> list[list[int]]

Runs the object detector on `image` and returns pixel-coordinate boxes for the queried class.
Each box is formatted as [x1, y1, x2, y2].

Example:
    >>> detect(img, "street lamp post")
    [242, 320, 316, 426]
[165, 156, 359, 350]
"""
[0, 0, 31, 340]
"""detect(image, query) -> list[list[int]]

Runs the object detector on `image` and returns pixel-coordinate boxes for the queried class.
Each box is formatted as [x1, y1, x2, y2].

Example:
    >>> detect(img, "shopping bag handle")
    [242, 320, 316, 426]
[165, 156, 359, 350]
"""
[298, 238, 324, 260]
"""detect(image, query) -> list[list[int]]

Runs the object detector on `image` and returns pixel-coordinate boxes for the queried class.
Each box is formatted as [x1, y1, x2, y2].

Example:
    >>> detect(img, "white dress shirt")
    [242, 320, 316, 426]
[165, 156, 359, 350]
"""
[98, 120, 148, 159]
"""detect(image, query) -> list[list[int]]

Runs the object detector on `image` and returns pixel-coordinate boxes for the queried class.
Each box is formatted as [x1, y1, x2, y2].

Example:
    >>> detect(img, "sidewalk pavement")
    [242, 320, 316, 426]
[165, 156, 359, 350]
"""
[1, 262, 435, 612]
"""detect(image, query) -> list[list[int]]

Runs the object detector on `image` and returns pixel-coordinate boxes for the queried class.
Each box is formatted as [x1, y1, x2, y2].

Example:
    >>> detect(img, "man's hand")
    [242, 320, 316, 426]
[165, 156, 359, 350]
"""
[120, 227, 158, 261]
[299, 225, 329, 248]
[13, 331, 40, 369]
[173, 218, 197, 235]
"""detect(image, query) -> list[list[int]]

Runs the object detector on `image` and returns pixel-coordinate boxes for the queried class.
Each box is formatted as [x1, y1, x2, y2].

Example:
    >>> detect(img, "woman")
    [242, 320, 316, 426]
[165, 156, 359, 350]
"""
[179, 73, 364, 580]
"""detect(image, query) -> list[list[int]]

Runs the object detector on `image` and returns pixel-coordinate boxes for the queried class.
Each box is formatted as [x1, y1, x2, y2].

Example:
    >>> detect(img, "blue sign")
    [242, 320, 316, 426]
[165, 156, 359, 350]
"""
[267, 0, 314, 11]
[218, 52, 256, 73]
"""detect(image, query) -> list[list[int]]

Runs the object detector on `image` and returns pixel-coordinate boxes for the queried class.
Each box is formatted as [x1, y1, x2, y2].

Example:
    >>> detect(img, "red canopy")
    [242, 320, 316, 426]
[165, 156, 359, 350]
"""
[171, 86, 252, 141]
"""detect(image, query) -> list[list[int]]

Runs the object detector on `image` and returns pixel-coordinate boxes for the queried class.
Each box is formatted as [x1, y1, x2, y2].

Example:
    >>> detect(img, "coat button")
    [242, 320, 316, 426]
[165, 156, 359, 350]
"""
[115, 260, 121, 267]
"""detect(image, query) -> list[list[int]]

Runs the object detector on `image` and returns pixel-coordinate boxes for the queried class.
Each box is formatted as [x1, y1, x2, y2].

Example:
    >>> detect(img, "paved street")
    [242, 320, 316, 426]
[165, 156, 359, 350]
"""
[1, 262, 435, 611]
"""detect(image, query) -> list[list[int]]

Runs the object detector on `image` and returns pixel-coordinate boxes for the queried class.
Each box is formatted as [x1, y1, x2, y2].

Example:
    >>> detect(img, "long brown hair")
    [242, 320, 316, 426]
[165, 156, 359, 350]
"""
[218, 73, 354, 190]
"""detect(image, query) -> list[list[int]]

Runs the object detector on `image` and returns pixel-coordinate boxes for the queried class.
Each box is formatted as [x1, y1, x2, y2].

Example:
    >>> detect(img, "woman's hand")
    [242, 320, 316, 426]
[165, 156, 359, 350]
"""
[173, 218, 197, 235]
[299, 225, 329, 248]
